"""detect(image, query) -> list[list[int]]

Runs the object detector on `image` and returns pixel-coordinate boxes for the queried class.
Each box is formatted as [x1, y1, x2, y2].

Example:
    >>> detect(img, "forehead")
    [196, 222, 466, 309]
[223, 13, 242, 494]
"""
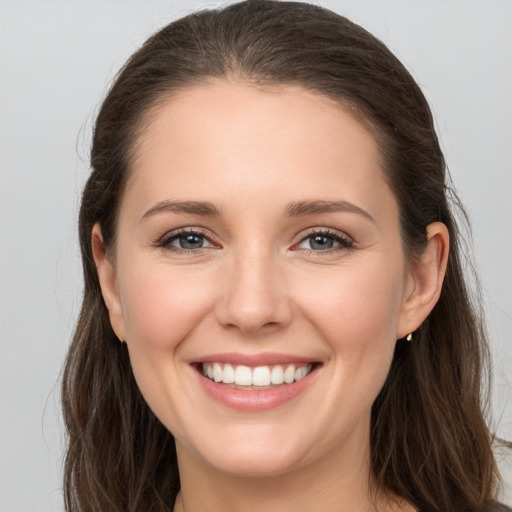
[123, 81, 395, 220]
[135, 80, 378, 162]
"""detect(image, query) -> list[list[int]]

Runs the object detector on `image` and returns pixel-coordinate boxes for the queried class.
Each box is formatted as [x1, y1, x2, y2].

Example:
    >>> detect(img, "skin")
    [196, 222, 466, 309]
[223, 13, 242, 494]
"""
[93, 81, 448, 512]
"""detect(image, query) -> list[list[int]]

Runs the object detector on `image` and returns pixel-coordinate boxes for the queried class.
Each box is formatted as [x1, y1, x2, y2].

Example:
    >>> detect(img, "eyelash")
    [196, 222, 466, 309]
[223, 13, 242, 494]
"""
[156, 228, 218, 254]
[156, 228, 353, 254]
[293, 228, 353, 254]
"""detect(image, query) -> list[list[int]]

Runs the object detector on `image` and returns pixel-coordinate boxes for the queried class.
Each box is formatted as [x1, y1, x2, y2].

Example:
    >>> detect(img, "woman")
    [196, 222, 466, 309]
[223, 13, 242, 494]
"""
[61, 1, 509, 511]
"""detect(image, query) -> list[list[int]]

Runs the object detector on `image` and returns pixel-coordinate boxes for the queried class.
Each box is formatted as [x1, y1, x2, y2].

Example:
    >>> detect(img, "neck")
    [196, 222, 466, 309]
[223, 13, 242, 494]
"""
[173, 432, 412, 512]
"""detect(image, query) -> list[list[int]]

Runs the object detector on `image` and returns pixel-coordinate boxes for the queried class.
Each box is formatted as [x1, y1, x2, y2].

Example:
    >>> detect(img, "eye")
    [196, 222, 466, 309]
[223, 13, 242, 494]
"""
[295, 230, 352, 252]
[158, 229, 217, 251]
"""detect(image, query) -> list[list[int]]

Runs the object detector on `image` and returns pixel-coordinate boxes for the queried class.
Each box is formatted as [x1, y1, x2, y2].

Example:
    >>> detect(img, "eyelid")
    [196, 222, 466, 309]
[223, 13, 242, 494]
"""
[156, 226, 221, 251]
[291, 227, 353, 252]
[154, 226, 352, 253]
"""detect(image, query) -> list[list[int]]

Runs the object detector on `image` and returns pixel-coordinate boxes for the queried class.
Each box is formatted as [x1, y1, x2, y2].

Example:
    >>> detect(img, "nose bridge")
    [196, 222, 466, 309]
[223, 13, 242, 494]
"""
[217, 240, 291, 334]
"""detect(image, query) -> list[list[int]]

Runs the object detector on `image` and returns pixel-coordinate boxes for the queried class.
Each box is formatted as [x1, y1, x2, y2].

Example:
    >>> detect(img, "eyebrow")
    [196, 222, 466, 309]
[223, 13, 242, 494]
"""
[285, 200, 375, 223]
[140, 199, 374, 223]
[140, 200, 222, 222]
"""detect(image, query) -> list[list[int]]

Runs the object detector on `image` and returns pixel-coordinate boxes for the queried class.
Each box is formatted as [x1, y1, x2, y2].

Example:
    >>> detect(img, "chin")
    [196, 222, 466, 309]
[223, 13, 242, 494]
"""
[203, 446, 304, 478]
[179, 423, 314, 478]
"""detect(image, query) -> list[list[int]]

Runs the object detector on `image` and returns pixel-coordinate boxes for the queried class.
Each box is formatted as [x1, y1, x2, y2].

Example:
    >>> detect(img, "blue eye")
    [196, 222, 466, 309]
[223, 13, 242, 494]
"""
[308, 234, 336, 250]
[174, 233, 206, 249]
[297, 231, 352, 252]
[159, 230, 215, 251]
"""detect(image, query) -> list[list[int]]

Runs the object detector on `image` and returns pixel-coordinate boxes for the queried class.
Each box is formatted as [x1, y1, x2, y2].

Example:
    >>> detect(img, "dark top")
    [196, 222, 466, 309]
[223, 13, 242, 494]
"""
[418, 502, 511, 512]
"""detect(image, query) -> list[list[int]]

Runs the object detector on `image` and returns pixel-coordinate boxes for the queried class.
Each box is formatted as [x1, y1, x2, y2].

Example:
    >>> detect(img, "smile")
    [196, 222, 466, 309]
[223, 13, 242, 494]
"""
[202, 362, 313, 388]
[193, 358, 321, 412]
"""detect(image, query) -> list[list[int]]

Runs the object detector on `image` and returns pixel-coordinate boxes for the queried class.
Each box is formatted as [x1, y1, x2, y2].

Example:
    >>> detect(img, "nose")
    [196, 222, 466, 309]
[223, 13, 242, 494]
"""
[215, 246, 293, 337]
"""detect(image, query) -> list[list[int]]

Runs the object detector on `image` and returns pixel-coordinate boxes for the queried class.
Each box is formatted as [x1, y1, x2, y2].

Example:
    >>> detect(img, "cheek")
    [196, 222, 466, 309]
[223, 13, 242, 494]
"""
[116, 261, 219, 434]
[292, 258, 404, 413]
[295, 259, 405, 347]
[118, 260, 217, 351]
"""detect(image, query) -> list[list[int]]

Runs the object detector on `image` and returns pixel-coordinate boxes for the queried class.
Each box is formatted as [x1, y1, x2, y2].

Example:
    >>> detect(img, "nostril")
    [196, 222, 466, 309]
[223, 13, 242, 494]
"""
[214, 266, 293, 333]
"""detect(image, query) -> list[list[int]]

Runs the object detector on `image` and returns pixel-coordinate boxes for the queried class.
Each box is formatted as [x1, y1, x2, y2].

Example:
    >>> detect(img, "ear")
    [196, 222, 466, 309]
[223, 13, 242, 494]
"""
[396, 222, 449, 339]
[91, 223, 126, 342]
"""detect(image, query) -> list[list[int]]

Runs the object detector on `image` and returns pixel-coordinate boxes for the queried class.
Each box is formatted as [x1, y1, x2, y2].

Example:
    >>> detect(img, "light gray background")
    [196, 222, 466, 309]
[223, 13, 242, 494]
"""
[1, 1, 511, 510]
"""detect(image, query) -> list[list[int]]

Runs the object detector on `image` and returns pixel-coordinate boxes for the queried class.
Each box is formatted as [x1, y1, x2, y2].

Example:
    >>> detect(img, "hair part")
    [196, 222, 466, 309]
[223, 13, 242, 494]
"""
[62, 1, 501, 510]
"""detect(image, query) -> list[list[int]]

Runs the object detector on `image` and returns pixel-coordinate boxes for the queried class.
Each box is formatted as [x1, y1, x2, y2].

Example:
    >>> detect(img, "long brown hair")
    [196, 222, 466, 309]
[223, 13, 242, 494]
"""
[62, 1, 503, 510]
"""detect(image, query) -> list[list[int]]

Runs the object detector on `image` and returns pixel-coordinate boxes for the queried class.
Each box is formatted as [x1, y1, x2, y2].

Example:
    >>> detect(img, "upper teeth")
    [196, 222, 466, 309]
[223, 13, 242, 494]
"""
[202, 363, 313, 387]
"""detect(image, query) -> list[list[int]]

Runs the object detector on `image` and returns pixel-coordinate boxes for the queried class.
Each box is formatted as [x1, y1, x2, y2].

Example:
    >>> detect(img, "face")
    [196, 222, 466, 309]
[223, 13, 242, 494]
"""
[98, 82, 422, 478]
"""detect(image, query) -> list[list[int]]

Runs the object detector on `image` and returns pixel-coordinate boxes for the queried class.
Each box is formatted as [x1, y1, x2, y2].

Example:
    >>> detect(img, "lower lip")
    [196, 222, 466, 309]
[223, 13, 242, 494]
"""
[195, 366, 319, 412]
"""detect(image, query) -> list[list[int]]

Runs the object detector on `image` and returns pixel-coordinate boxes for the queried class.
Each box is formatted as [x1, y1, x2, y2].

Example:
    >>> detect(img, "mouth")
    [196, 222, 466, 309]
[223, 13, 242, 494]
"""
[191, 357, 321, 411]
[199, 362, 315, 389]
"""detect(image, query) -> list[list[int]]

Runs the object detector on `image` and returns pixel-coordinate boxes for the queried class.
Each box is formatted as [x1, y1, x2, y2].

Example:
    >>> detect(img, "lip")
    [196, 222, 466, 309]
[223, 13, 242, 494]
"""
[191, 354, 321, 412]
[190, 351, 316, 367]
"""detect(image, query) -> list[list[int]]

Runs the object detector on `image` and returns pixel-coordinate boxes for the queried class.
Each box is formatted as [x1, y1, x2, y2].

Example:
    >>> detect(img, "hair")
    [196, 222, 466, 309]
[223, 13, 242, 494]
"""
[62, 1, 504, 511]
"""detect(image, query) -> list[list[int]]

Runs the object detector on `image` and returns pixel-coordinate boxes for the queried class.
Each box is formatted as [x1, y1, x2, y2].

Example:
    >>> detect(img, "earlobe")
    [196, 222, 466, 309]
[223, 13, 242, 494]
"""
[397, 222, 449, 339]
[91, 223, 126, 342]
